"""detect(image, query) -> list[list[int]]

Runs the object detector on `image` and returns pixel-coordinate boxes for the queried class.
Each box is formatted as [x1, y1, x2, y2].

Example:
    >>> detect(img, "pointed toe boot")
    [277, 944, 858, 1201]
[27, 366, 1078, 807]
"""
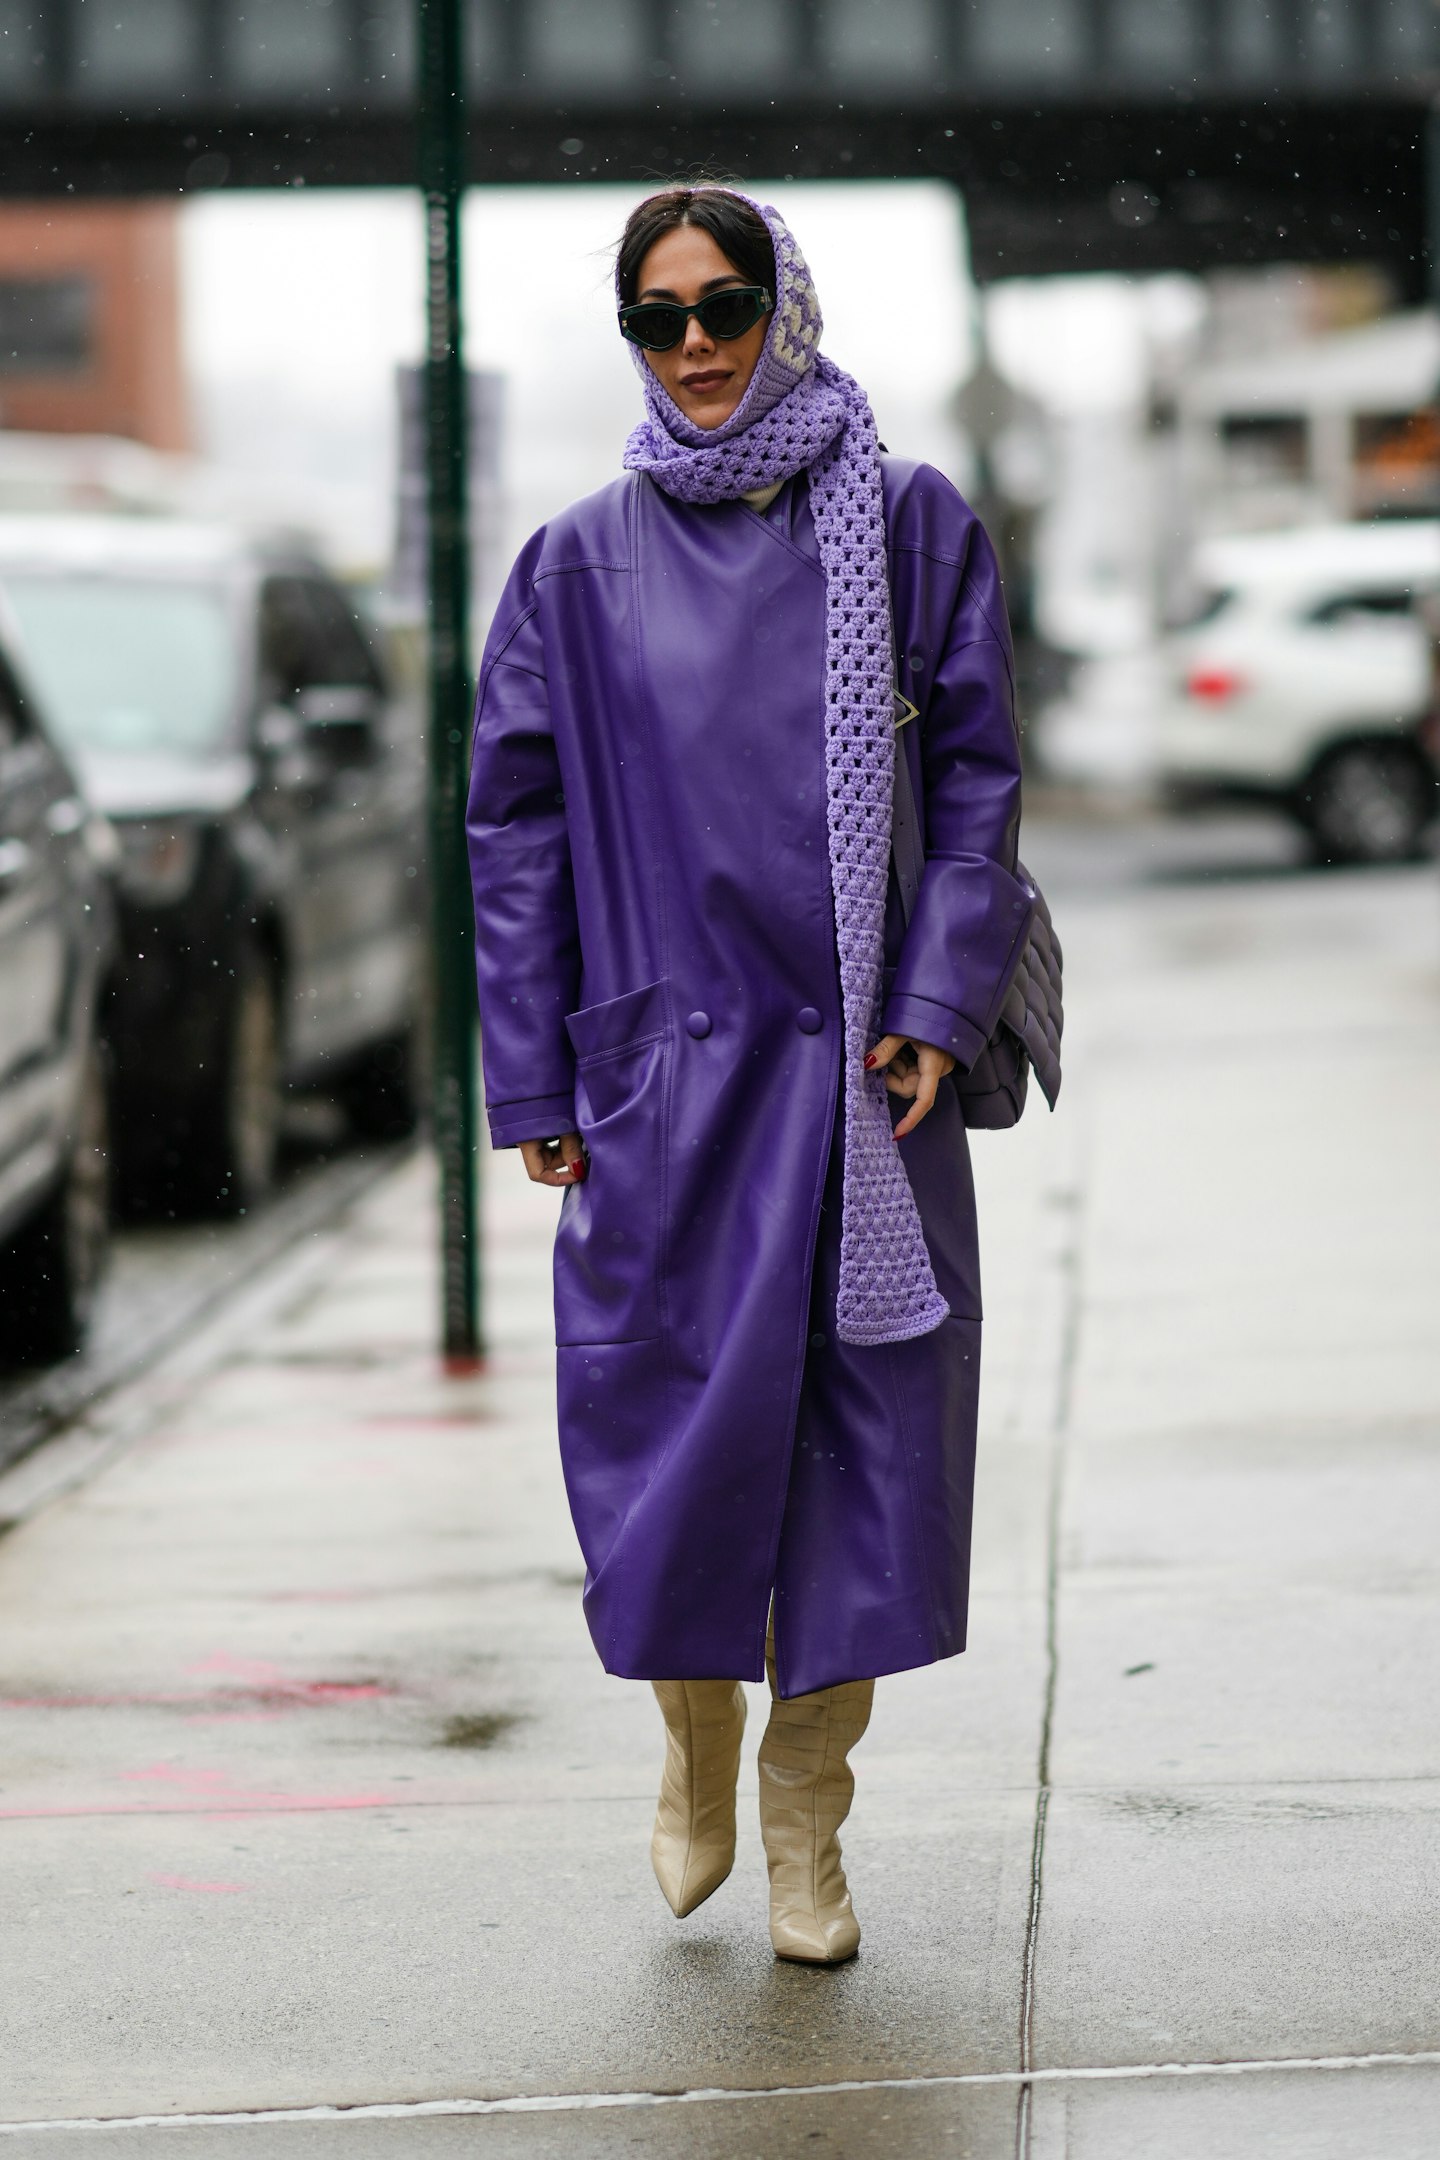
[649, 1679, 747, 1919]
[758, 1640, 873, 1966]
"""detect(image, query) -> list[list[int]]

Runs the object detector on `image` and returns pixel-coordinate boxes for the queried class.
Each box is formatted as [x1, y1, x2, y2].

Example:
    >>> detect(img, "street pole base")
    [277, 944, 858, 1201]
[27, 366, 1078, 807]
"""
[442, 1350, 486, 1378]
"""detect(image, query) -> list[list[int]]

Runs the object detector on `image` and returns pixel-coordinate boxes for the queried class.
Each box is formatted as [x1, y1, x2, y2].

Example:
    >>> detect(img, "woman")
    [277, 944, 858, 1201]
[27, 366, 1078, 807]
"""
[467, 186, 1034, 1966]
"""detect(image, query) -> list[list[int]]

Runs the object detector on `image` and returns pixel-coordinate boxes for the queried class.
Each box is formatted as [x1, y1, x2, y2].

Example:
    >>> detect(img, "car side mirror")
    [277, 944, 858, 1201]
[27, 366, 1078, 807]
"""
[295, 682, 381, 759]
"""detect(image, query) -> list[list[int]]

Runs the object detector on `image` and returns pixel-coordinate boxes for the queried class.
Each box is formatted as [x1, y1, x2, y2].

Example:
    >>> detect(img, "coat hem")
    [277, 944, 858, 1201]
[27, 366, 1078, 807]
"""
[595, 1634, 967, 1693]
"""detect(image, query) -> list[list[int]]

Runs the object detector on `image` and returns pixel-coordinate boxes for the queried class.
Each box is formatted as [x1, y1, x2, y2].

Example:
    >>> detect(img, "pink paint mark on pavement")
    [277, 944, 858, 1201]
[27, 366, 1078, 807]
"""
[1, 1667, 390, 1714]
[98, 1763, 400, 1817]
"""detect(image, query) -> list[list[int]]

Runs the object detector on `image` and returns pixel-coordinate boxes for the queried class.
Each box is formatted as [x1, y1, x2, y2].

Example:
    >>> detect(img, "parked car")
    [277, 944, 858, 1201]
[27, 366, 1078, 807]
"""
[0, 518, 426, 1217]
[1155, 522, 1440, 863]
[0, 593, 115, 1360]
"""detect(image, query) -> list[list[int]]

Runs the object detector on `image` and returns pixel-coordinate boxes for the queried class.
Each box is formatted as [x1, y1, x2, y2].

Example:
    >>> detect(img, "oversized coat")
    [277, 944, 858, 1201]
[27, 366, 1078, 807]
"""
[466, 458, 1032, 1698]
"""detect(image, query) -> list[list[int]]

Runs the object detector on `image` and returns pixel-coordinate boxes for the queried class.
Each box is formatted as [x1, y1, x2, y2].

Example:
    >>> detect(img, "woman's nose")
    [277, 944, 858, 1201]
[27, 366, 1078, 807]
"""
[683, 315, 715, 356]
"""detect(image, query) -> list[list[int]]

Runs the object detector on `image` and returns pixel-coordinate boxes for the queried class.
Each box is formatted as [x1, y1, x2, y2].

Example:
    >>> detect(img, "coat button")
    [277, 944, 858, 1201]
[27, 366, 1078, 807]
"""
[796, 1006, 823, 1034]
[685, 1010, 712, 1039]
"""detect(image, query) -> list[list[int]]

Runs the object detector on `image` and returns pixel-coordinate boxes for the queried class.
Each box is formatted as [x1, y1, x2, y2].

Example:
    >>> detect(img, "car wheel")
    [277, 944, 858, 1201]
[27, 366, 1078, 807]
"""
[1299, 742, 1436, 866]
[0, 1046, 111, 1364]
[340, 1025, 423, 1142]
[189, 941, 283, 1217]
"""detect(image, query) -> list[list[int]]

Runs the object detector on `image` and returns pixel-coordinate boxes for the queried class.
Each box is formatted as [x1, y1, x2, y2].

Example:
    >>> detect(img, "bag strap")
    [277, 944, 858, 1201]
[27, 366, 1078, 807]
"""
[890, 715, 924, 928]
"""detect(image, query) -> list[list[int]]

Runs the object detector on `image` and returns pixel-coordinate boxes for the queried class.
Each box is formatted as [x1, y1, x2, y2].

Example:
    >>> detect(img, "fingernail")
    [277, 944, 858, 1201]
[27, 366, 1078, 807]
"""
[863, 1052, 877, 1070]
[570, 1161, 586, 1183]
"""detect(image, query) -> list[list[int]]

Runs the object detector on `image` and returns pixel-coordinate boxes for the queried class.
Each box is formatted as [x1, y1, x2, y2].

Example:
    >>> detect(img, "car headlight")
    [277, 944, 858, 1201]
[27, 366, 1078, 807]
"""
[113, 820, 202, 903]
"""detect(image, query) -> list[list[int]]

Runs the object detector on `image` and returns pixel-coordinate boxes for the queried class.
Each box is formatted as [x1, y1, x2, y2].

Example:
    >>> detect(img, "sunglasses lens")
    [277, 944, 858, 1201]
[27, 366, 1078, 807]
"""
[622, 304, 685, 350]
[700, 289, 764, 340]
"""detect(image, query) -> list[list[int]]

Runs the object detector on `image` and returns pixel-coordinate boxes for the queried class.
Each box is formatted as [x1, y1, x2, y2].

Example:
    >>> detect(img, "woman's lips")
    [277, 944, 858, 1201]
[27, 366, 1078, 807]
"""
[681, 370, 728, 391]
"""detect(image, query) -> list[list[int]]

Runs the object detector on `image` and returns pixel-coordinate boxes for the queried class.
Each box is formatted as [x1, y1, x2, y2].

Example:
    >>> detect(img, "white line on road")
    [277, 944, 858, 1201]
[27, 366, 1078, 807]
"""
[4, 2050, 1439, 2135]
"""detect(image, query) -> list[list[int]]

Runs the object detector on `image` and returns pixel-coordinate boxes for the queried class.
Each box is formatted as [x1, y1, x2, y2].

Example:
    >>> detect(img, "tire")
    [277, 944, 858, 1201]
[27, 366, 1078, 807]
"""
[340, 1026, 422, 1142]
[0, 1045, 111, 1364]
[185, 940, 283, 1217]
[1298, 742, 1437, 866]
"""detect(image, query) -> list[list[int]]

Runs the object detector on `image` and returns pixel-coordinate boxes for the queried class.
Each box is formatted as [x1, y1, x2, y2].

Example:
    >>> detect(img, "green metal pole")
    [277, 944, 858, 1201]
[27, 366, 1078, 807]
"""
[418, 0, 481, 1370]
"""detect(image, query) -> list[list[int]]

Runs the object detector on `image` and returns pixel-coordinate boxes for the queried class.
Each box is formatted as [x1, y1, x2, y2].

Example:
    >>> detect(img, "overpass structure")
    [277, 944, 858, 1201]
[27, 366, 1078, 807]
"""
[0, 0, 1437, 288]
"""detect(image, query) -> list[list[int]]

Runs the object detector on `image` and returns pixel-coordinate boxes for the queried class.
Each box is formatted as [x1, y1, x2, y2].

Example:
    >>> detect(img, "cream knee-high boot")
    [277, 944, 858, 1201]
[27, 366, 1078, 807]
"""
[758, 1632, 874, 1965]
[649, 1680, 747, 1918]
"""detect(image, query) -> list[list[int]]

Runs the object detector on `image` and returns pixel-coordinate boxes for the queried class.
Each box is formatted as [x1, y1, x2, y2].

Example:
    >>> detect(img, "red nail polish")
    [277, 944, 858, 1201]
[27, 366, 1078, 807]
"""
[571, 1160, 586, 1184]
[863, 1052, 877, 1070]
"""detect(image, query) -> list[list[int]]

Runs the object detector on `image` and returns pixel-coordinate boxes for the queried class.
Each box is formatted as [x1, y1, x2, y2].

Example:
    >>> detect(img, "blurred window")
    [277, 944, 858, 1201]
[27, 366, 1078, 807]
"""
[467, 0, 506, 86]
[1380, 0, 1439, 65]
[1300, 0, 1360, 80]
[1219, 414, 1308, 486]
[965, 0, 1086, 83]
[672, 0, 794, 86]
[260, 577, 382, 698]
[356, 0, 417, 100]
[821, 0, 936, 84]
[525, 0, 645, 89]
[0, 0, 44, 103]
[226, 0, 348, 99]
[1, 576, 239, 759]
[73, 0, 201, 102]
[1109, 0, 1198, 82]
[1306, 588, 1417, 625]
[1221, 0, 1286, 78]
[0, 278, 95, 373]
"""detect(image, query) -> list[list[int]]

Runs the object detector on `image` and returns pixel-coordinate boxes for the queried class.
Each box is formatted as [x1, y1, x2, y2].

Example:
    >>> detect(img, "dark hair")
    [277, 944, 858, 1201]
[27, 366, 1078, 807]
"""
[616, 186, 776, 309]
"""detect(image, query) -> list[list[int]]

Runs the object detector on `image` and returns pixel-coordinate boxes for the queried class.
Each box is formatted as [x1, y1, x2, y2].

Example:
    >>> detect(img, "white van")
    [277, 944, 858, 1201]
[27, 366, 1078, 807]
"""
[1155, 522, 1440, 862]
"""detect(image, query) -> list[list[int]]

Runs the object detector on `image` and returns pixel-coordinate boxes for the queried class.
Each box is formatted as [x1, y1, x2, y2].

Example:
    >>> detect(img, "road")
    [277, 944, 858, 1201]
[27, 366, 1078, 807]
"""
[0, 803, 1436, 2157]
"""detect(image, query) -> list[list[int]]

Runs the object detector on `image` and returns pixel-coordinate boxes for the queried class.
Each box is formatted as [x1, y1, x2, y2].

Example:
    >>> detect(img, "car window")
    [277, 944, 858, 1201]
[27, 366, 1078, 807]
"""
[1306, 587, 1417, 625]
[260, 575, 381, 698]
[303, 579, 384, 691]
[0, 650, 29, 755]
[1167, 587, 1234, 631]
[0, 573, 239, 758]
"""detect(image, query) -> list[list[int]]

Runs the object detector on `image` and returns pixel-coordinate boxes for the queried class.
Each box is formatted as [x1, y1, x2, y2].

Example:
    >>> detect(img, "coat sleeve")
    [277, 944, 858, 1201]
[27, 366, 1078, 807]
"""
[880, 518, 1035, 1072]
[466, 560, 582, 1148]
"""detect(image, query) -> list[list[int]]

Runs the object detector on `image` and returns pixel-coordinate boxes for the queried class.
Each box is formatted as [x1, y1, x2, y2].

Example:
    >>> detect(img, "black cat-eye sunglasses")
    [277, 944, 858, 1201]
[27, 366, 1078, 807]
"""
[618, 285, 774, 353]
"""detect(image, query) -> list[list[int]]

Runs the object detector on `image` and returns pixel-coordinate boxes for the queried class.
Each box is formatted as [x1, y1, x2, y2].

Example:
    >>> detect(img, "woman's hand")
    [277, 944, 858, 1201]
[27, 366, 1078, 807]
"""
[518, 1133, 588, 1187]
[864, 1036, 956, 1141]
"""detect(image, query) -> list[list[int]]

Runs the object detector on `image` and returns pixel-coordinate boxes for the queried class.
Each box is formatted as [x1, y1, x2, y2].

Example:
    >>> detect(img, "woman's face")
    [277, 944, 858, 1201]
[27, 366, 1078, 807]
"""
[633, 223, 770, 432]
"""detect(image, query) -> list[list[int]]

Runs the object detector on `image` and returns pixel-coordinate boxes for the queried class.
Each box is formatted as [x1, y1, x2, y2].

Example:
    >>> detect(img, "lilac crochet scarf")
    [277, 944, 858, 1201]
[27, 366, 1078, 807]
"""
[620, 196, 948, 1347]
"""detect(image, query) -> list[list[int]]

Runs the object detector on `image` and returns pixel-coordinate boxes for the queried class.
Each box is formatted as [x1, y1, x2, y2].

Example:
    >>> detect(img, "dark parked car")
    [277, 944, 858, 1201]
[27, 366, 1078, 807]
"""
[0, 594, 115, 1359]
[0, 519, 426, 1217]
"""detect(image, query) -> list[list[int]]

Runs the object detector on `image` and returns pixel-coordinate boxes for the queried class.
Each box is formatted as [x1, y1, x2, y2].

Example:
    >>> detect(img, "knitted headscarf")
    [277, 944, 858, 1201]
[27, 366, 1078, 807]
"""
[620, 194, 949, 1348]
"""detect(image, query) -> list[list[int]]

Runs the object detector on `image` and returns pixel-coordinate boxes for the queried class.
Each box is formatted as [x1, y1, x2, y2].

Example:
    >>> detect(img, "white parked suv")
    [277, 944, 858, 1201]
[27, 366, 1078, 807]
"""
[1155, 522, 1440, 863]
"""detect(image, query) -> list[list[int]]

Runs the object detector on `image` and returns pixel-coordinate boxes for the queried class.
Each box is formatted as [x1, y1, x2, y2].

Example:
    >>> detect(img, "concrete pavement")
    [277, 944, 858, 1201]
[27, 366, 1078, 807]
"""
[1, 824, 1438, 2156]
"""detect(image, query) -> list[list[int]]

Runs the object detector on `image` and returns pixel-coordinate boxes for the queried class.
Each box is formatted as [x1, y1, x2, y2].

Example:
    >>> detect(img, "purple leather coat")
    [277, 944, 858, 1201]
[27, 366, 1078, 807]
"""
[467, 459, 1029, 1697]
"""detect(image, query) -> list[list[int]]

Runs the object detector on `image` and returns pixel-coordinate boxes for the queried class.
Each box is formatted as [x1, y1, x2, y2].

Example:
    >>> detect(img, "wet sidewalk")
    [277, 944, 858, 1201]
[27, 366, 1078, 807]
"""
[1, 842, 1438, 2157]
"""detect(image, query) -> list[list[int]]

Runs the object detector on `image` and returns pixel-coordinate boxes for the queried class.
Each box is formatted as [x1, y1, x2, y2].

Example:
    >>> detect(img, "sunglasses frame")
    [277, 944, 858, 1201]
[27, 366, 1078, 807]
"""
[618, 285, 774, 352]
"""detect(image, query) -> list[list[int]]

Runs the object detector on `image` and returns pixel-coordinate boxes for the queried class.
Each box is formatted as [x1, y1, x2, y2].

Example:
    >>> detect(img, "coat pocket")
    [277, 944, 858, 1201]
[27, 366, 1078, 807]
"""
[555, 981, 670, 1346]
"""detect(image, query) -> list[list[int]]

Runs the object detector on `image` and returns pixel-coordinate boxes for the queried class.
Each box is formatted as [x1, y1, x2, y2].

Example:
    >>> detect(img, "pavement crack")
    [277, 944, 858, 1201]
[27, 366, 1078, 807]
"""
[1016, 1121, 1088, 2160]
[7, 2052, 1440, 2137]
